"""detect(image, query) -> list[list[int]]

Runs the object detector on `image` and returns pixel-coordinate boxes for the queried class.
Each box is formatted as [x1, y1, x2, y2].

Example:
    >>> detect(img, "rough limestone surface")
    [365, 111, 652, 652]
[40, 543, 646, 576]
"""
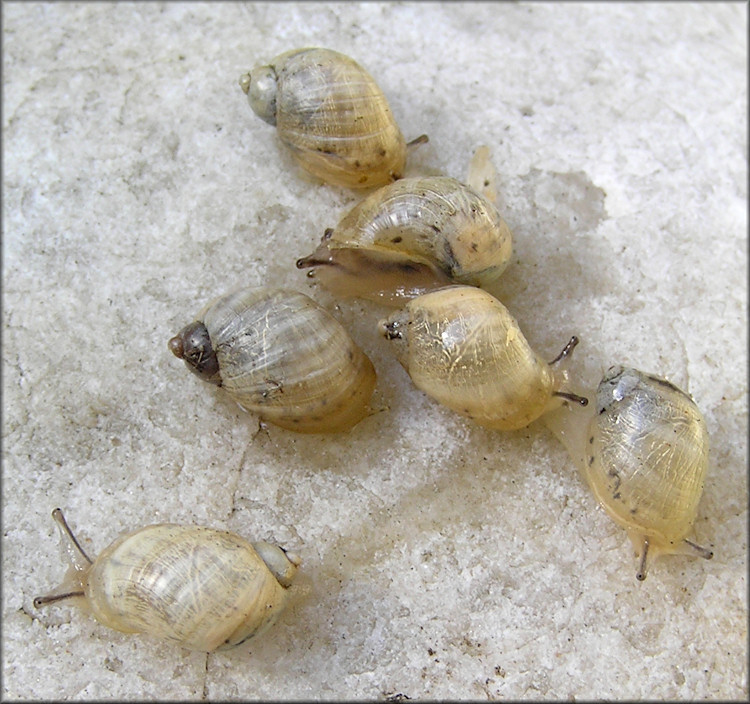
[3, 2, 747, 700]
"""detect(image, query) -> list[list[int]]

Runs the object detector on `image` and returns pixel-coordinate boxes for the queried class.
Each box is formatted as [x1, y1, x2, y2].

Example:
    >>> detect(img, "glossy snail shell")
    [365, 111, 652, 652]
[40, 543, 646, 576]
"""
[34, 509, 300, 652]
[239, 47, 408, 189]
[378, 285, 587, 430]
[168, 287, 376, 433]
[296, 176, 514, 306]
[584, 366, 713, 580]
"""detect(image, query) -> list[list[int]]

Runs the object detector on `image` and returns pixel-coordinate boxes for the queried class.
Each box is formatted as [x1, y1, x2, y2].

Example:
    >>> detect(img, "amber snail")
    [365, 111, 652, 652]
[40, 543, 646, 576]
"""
[33, 508, 300, 652]
[296, 175, 513, 306]
[583, 366, 713, 580]
[239, 47, 426, 189]
[168, 286, 376, 433]
[378, 285, 588, 430]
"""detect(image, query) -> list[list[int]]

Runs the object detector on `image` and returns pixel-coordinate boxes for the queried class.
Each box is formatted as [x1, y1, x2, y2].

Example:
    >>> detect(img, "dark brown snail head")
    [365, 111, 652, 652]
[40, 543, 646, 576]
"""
[168, 321, 222, 386]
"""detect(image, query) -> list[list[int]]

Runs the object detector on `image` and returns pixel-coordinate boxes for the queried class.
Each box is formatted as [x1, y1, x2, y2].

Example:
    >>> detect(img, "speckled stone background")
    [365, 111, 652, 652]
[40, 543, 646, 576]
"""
[3, 2, 747, 700]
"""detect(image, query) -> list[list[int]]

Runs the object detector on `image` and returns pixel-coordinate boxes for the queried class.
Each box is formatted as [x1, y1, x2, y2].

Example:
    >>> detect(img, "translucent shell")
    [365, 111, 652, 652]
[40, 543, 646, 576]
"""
[240, 47, 407, 189]
[378, 286, 585, 430]
[168, 287, 376, 433]
[584, 366, 713, 580]
[34, 510, 300, 652]
[297, 176, 513, 306]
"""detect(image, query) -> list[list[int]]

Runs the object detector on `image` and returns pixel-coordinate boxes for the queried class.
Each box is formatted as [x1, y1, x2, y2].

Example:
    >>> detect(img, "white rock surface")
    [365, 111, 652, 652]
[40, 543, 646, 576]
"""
[3, 2, 747, 700]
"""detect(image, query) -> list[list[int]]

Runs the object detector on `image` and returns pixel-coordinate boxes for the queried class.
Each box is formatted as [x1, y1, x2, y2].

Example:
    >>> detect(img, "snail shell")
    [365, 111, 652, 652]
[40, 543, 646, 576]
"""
[168, 287, 376, 433]
[378, 285, 587, 430]
[584, 366, 713, 580]
[296, 176, 513, 306]
[239, 47, 409, 189]
[34, 509, 300, 652]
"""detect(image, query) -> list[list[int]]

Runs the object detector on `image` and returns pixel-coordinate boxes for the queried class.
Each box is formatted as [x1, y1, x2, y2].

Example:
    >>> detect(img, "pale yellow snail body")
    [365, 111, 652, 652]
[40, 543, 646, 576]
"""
[297, 176, 513, 306]
[34, 509, 300, 652]
[169, 287, 376, 433]
[379, 285, 587, 430]
[239, 47, 416, 189]
[584, 366, 713, 580]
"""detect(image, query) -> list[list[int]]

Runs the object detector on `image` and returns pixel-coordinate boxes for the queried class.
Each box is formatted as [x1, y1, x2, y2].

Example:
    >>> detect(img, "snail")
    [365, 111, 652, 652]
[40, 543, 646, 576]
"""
[378, 285, 588, 430]
[296, 176, 513, 306]
[239, 47, 426, 189]
[168, 286, 376, 433]
[583, 366, 713, 580]
[34, 508, 300, 652]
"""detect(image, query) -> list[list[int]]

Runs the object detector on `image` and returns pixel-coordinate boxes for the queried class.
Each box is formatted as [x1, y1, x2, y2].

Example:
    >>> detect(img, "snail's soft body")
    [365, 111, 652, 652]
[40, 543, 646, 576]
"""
[378, 286, 586, 430]
[168, 287, 376, 433]
[34, 509, 300, 652]
[297, 176, 513, 306]
[584, 366, 713, 580]
[239, 47, 409, 189]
